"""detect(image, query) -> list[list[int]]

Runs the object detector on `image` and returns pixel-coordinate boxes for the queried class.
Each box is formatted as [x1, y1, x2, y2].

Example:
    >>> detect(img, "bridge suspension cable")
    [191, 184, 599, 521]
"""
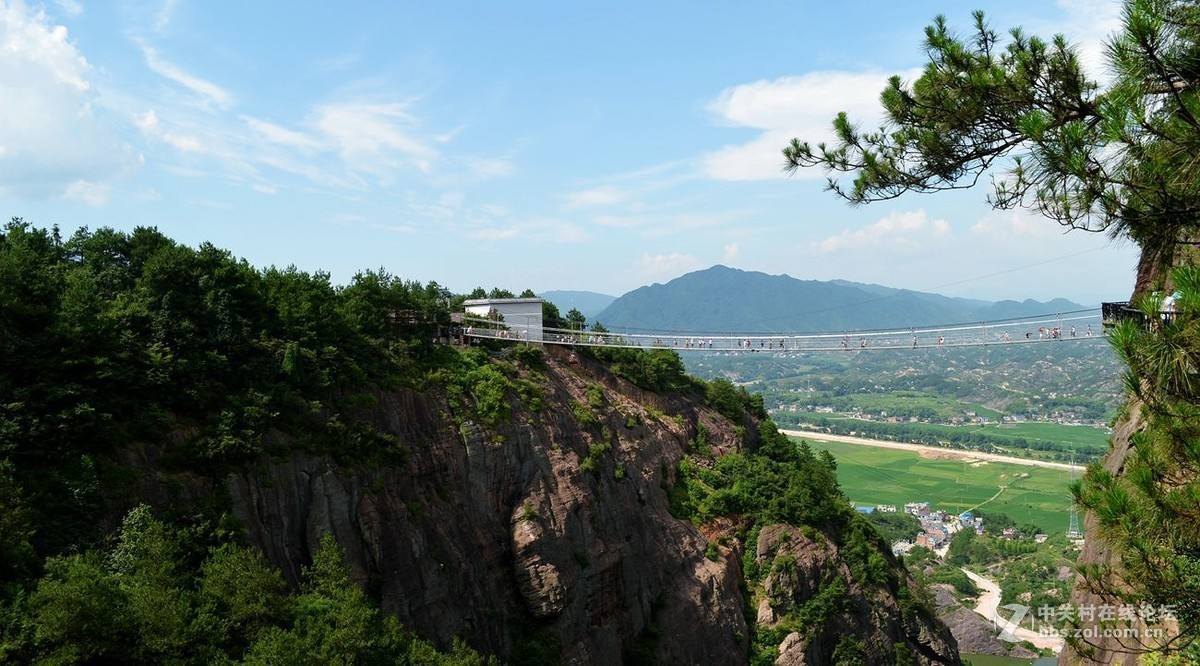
[459, 309, 1107, 353]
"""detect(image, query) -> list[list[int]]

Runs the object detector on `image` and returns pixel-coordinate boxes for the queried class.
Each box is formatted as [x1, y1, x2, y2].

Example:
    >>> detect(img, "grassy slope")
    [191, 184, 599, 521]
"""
[793, 437, 1073, 533]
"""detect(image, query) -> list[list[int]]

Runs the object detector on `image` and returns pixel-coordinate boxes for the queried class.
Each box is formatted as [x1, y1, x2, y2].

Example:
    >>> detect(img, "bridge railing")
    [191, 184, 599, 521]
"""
[458, 312, 1108, 352]
[1102, 301, 1183, 328]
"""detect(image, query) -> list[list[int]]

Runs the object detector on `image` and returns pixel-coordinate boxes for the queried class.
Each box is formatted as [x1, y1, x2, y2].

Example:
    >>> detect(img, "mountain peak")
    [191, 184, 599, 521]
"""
[594, 271, 1084, 332]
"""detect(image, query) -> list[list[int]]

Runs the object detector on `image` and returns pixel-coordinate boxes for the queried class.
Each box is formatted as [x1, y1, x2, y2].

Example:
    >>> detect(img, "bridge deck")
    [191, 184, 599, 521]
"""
[460, 311, 1106, 353]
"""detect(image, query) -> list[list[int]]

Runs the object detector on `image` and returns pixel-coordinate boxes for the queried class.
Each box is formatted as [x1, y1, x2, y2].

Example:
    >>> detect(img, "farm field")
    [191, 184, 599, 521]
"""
[988, 421, 1110, 450]
[793, 436, 1074, 533]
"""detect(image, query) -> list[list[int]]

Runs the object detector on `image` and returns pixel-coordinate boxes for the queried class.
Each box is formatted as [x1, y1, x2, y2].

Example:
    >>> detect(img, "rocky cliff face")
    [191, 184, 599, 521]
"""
[756, 525, 959, 665]
[1058, 408, 1156, 666]
[930, 585, 1036, 660]
[210, 346, 957, 664]
[1059, 247, 1195, 665]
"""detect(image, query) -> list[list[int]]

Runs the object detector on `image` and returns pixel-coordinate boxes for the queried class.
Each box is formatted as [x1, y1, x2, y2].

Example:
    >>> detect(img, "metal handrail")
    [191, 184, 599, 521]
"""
[1102, 301, 1184, 327]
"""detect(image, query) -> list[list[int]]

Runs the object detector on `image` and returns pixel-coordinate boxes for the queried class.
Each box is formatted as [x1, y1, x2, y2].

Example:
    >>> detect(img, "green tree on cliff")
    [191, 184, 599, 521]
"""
[786, 0, 1200, 657]
[785, 0, 1200, 280]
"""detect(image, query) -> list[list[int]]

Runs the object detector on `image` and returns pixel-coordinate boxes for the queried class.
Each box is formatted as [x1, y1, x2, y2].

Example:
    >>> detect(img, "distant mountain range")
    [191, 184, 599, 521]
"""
[541, 290, 617, 320]
[591, 266, 1086, 332]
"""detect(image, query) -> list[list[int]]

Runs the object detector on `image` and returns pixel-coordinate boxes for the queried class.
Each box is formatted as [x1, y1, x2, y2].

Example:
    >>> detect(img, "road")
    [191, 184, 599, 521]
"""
[961, 568, 1064, 652]
[778, 429, 1084, 472]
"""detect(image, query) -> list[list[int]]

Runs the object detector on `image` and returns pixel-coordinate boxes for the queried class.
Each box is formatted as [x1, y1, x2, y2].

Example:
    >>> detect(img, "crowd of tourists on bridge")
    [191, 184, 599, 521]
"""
[462, 320, 1100, 351]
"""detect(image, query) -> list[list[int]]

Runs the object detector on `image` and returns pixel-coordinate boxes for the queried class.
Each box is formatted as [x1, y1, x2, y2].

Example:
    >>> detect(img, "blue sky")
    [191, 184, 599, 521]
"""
[1, 0, 1138, 303]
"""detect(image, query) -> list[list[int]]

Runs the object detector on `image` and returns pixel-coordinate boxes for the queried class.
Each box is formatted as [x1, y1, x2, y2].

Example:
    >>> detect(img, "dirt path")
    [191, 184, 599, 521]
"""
[963, 485, 1007, 514]
[778, 429, 1083, 472]
[961, 568, 1064, 652]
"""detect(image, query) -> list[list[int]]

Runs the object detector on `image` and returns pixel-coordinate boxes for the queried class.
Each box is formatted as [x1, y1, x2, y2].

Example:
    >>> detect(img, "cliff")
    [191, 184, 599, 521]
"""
[931, 585, 1037, 660]
[1059, 408, 1148, 666]
[0, 225, 961, 664]
[1059, 245, 1198, 665]
[216, 345, 958, 664]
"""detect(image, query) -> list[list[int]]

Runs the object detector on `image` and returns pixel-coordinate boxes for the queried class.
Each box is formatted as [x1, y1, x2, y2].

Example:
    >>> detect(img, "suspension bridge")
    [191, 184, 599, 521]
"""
[458, 306, 1110, 353]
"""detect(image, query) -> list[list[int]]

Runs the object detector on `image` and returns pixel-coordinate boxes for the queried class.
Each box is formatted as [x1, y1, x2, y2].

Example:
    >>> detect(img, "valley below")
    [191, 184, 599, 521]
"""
[784, 432, 1084, 664]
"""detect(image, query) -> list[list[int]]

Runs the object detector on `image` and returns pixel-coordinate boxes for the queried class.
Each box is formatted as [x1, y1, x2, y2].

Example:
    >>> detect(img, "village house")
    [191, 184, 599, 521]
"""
[904, 502, 929, 516]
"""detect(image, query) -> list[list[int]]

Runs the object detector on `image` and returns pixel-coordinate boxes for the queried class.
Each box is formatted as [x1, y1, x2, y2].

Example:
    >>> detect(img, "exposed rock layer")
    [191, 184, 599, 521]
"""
[930, 584, 1036, 660]
[756, 525, 960, 665]
[200, 347, 959, 663]
[227, 348, 752, 662]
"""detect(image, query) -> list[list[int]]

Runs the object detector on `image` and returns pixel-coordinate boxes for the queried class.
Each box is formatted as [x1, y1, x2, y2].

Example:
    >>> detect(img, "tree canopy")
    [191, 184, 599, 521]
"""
[785, 1, 1200, 658]
[785, 0, 1200, 273]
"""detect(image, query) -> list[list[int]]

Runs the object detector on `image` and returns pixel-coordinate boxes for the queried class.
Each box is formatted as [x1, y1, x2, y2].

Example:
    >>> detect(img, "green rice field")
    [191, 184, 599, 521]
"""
[792, 436, 1076, 533]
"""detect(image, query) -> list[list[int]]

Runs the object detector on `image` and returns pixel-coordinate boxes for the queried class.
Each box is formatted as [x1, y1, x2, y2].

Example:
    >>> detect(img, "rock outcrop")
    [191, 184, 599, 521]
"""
[755, 525, 959, 665]
[188, 345, 960, 663]
[1060, 246, 1196, 665]
[930, 584, 1037, 660]
[1058, 406, 1167, 665]
[226, 347, 751, 663]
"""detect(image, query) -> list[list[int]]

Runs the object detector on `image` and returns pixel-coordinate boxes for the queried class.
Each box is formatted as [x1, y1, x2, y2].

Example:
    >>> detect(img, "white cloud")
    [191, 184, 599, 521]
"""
[136, 94, 468, 192]
[62, 178, 109, 206]
[700, 3, 1123, 184]
[813, 209, 950, 253]
[154, 0, 177, 33]
[0, 0, 131, 198]
[467, 156, 514, 179]
[467, 217, 588, 244]
[1, 1, 89, 91]
[134, 109, 158, 131]
[1039, 0, 1123, 81]
[637, 252, 702, 281]
[313, 101, 435, 174]
[702, 69, 920, 181]
[53, 0, 81, 17]
[721, 242, 739, 263]
[971, 209, 1058, 239]
[566, 185, 626, 208]
[135, 109, 205, 152]
[141, 44, 233, 109]
[242, 115, 320, 150]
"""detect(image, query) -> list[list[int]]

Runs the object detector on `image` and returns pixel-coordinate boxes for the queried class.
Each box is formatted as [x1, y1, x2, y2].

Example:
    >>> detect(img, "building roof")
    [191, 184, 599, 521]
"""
[462, 297, 544, 306]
